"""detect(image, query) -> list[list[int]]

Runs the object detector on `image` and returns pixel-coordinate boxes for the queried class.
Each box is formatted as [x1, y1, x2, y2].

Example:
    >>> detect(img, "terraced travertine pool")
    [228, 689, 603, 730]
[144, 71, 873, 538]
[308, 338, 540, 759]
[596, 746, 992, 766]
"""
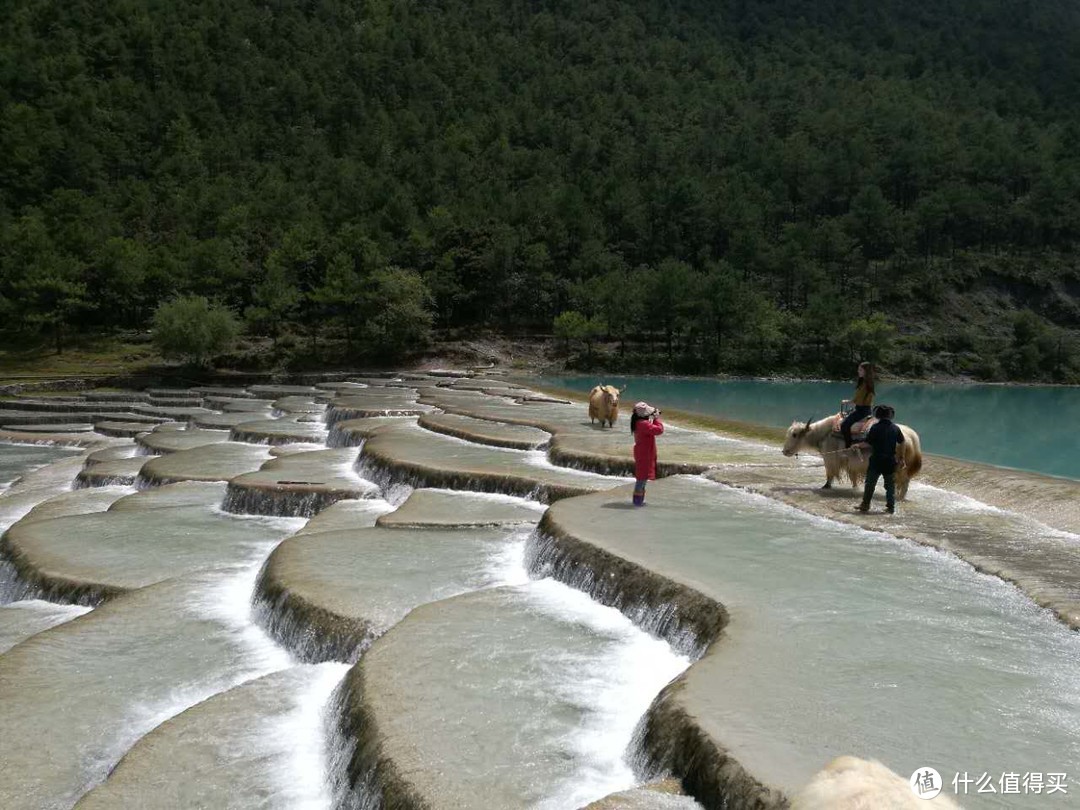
[0, 443, 80, 487]
[0, 442, 83, 533]
[0, 375, 1077, 808]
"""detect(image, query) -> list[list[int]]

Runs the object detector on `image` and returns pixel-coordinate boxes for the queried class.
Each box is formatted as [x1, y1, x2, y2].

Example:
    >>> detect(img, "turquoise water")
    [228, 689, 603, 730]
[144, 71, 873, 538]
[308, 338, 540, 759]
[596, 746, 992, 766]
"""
[538, 376, 1080, 480]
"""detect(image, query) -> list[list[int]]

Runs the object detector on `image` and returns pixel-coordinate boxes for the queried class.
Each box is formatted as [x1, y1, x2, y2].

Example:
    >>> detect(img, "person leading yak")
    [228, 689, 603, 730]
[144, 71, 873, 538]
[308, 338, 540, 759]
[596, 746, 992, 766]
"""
[840, 361, 875, 448]
[630, 402, 664, 506]
[855, 404, 905, 514]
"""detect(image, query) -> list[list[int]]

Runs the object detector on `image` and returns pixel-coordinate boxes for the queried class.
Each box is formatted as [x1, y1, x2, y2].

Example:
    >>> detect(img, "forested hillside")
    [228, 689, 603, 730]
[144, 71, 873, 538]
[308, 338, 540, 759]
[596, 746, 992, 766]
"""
[2, 0, 1079, 380]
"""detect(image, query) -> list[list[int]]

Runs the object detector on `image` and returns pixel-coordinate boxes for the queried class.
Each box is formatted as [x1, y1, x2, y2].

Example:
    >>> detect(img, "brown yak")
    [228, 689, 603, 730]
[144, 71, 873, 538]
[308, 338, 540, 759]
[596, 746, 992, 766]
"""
[588, 384, 622, 428]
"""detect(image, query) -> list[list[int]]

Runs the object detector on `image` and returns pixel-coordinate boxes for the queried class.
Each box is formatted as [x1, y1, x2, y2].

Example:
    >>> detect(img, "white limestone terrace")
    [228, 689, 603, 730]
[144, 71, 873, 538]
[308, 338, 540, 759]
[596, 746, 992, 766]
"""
[336, 583, 690, 809]
[325, 389, 437, 425]
[220, 398, 277, 412]
[417, 410, 551, 449]
[271, 395, 327, 415]
[0, 449, 89, 539]
[135, 426, 231, 454]
[74, 664, 350, 810]
[375, 487, 546, 528]
[228, 417, 328, 445]
[19, 485, 133, 524]
[0, 374, 1075, 809]
[0, 570, 300, 810]
[535, 476, 1080, 805]
[191, 410, 274, 429]
[0, 377, 696, 809]
[2, 380, 682, 810]
[137, 442, 273, 486]
[256, 520, 531, 662]
[2, 482, 300, 603]
[74, 455, 150, 488]
[359, 419, 630, 502]
[0, 598, 92, 655]
[326, 414, 416, 447]
[223, 448, 377, 517]
[413, 385, 779, 474]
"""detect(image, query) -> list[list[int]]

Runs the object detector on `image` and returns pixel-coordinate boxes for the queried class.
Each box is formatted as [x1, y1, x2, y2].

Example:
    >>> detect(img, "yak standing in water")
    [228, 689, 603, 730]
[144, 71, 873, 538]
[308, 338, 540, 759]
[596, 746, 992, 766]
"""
[782, 414, 923, 499]
[588, 384, 622, 428]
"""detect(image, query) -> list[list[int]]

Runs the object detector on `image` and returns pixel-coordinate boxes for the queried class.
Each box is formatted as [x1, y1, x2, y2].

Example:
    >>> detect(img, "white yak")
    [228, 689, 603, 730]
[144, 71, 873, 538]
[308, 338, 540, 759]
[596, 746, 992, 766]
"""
[782, 414, 923, 499]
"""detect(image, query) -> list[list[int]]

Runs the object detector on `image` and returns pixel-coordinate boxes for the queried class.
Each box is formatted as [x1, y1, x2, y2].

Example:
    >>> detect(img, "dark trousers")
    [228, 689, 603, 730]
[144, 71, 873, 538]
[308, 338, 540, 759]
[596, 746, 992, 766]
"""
[862, 457, 896, 509]
[841, 405, 872, 447]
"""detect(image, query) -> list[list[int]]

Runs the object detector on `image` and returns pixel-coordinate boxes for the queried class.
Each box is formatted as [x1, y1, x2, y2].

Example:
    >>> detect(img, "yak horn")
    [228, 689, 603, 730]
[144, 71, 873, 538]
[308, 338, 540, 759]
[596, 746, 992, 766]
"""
[805, 416, 813, 427]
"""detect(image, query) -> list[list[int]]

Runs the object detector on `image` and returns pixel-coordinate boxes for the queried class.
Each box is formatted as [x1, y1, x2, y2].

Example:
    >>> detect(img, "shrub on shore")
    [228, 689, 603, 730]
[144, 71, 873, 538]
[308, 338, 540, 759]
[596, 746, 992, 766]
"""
[152, 296, 240, 368]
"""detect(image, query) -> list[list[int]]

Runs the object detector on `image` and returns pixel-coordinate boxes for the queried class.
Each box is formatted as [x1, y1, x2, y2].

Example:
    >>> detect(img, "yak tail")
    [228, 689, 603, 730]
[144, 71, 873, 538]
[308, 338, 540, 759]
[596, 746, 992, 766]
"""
[905, 428, 923, 478]
[907, 451, 922, 479]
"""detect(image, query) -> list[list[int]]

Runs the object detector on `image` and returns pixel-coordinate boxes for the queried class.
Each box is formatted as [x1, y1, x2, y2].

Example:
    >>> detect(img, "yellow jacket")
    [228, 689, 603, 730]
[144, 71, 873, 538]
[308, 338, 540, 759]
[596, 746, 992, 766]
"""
[854, 381, 874, 407]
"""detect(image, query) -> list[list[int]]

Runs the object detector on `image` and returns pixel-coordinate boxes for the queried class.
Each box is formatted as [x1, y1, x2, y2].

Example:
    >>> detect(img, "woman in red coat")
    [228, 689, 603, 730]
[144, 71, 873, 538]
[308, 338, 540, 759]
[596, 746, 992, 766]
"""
[630, 401, 664, 506]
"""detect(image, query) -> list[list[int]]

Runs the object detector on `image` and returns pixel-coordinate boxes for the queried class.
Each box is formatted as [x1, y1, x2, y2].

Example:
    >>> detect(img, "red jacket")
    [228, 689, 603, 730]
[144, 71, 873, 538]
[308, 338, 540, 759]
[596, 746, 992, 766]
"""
[633, 417, 664, 481]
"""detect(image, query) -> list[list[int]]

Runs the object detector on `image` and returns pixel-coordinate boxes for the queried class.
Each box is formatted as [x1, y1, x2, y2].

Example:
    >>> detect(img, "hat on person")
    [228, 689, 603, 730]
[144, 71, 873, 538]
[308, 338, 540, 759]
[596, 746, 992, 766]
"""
[874, 404, 895, 419]
[634, 401, 654, 418]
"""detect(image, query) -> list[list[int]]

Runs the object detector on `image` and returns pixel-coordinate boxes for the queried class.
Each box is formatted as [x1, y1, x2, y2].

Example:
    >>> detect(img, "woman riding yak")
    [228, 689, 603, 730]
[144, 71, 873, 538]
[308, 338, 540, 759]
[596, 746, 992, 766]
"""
[840, 362, 875, 448]
[782, 360, 923, 501]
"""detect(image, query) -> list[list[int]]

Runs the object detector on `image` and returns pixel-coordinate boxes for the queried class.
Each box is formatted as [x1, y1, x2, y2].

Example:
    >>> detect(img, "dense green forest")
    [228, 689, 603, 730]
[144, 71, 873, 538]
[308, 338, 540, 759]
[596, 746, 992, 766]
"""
[2, 0, 1079, 380]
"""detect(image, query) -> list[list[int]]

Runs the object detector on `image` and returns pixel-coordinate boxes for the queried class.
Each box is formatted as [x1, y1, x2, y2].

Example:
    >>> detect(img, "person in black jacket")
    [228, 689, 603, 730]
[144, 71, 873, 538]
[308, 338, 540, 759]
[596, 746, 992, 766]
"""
[855, 404, 905, 514]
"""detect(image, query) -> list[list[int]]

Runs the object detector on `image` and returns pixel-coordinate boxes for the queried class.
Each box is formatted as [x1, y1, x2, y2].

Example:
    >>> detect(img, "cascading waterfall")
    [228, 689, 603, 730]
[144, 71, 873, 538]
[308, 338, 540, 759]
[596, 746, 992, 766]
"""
[0, 558, 39, 605]
[0, 450, 89, 605]
[353, 453, 415, 507]
[222, 485, 366, 519]
[72, 528, 305, 804]
[81, 520, 313, 807]
[526, 529, 717, 659]
[325, 540, 694, 810]
[0, 424, 355, 807]
[525, 580, 691, 809]
[0, 396, 764, 808]
[323, 681, 370, 810]
[252, 562, 378, 664]
[270, 662, 353, 808]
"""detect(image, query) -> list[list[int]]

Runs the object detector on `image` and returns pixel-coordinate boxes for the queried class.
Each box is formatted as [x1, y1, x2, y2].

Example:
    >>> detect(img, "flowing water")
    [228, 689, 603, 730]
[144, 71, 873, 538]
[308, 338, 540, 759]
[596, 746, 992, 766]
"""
[0, 425, 692, 808]
[539, 375, 1080, 479]
[0, 528, 302, 808]
[75, 663, 351, 809]
[339, 578, 689, 809]
[544, 475, 1080, 804]
[0, 599, 92, 654]
[0, 443, 81, 488]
